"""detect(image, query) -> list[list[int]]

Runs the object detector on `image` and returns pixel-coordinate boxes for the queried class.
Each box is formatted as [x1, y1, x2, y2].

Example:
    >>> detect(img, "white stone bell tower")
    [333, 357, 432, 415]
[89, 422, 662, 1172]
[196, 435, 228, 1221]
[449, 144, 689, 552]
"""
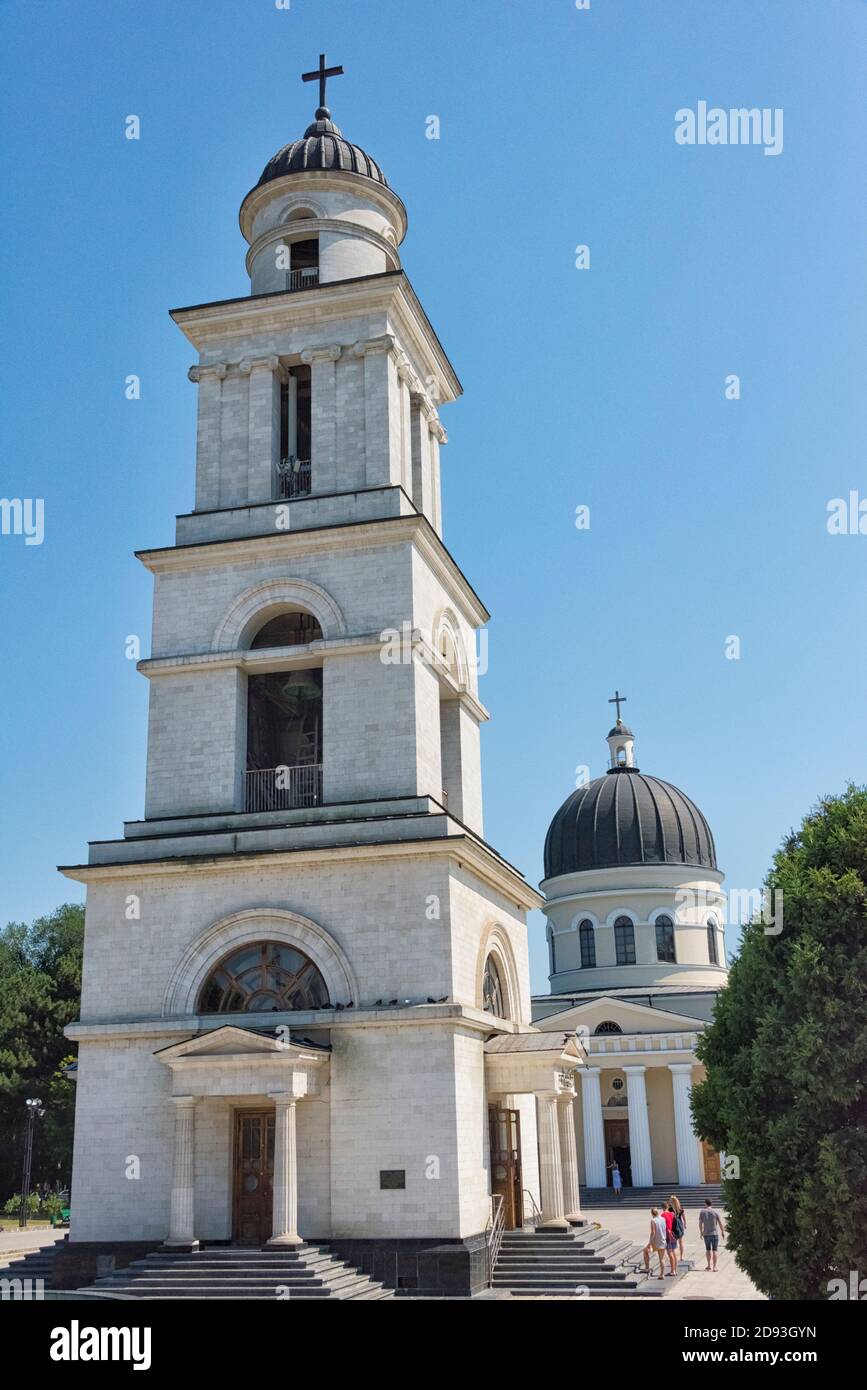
[61, 61, 545, 1296]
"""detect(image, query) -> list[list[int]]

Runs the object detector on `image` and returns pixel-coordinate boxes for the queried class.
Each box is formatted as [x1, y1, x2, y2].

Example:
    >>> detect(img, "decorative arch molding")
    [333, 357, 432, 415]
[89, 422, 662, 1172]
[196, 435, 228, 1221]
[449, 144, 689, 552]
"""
[212, 578, 347, 651]
[475, 923, 522, 1024]
[568, 909, 600, 933]
[163, 908, 358, 1018]
[277, 195, 329, 223]
[649, 906, 681, 926]
[604, 908, 640, 930]
[433, 606, 468, 686]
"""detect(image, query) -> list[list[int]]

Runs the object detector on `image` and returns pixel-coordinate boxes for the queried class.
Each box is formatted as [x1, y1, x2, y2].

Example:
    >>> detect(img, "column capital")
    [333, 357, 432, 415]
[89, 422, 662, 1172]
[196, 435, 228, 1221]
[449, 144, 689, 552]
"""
[351, 333, 395, 358]
[269, 1091, 298, 1107]
[669, 1063, 695, 1076]
[171, 1094, 198, 1109]
[238, 354, 281, 376]
[623, 1064, 647, 1076]
[188, 363, 227, 383]
[301, 344, 343, 365]
[581, 1065, 603, 1079]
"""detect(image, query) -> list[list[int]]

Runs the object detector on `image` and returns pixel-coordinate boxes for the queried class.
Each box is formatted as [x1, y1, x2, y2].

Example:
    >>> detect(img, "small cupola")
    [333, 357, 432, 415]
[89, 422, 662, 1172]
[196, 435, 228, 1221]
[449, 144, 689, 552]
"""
[605, 690, 636, 771]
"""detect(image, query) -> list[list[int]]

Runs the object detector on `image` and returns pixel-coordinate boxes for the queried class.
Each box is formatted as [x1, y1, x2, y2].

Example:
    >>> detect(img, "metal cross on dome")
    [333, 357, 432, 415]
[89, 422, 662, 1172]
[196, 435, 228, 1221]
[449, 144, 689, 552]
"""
[608, 689, 627, 721]
[302, 52, 344, 109]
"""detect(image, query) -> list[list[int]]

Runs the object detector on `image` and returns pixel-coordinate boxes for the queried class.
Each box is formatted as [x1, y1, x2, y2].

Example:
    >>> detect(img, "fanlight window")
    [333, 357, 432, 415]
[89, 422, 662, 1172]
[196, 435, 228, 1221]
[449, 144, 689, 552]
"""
[595, 1020, 622, 1035]
[655, 914, 676, 964]
[482, 954, 506, 1018]
[250, 611, 323, 649]
[198, 941, 330, 1014]
[579, 919, 596, 969]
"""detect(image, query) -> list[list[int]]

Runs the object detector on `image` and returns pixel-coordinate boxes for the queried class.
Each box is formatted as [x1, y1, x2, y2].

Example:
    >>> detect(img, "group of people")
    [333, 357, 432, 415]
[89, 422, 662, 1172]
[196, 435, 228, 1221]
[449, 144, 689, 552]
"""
[643, 1196, 726, 1280]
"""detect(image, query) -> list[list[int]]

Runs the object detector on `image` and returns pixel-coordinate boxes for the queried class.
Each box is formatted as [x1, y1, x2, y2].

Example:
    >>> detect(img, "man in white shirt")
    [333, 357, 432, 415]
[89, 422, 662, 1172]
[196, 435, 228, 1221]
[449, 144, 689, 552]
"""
[643, 1206, 668, 1280]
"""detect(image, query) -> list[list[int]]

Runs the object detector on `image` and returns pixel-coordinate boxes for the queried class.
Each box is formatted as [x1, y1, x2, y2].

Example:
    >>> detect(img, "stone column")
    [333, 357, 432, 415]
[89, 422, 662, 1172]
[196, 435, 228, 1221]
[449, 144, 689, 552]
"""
[669, 1064, 703, 1185]
[189, 363, 226, 512]
[268, 1093, 302, 1246]
[353, 335, 398, 489]
[624, 1065, 654, 1188]
[556, 1094, 582, 1220]
[303, 345, 342, 494]
[244, 355, 282, 504]
[580, 1067, 607, 1187]
[535, 1092, 568, 1228]
[165, 1096, 198, 1248]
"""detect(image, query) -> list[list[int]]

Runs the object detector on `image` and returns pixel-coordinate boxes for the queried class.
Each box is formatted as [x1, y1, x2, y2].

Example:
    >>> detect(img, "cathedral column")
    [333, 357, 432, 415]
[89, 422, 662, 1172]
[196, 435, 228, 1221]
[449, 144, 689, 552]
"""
[353, 334, 399, 489]
[189, 363, 226, 512]
[268, 1093, 302, 1246]
[302, 345, 342, 494]
[580, 1067, 607, 1187]
[535, 1092, 568, 1228]
[669, 1064, 703, 1185]
[624, 1065, 654, 1187]
[165, 1096, 199, 1248]
[556, 1094, 582, 1220]
[244, 355, 282, 504]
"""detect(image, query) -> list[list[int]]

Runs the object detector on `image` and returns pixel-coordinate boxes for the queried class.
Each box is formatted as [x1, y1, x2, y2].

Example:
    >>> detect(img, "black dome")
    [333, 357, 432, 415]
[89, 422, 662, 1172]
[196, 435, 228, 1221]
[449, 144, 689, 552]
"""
[257, 108, 388, 189]
[544, 769, 717, 877]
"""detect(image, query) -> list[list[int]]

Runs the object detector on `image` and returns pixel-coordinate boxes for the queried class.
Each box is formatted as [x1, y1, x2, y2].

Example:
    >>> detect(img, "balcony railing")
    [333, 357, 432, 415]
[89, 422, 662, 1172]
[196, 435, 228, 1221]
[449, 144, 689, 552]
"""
[245, 764, 322, 813]
[286, 267, 319, 291]
[275, 457, 311, 500]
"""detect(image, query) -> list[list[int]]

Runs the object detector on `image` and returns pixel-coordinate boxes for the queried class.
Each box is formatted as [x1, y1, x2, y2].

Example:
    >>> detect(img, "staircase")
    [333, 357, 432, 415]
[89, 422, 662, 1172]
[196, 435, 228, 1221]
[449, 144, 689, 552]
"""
[580, 1184, 722, 1210]
[77, 1244, 394, 1300]
[491, 1224, 688, 1297]
[0, 1243, 57, 1295]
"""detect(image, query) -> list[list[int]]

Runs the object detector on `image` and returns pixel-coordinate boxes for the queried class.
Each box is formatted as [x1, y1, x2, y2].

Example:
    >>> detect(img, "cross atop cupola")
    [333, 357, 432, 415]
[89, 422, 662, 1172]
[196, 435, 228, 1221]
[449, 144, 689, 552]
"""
[606, 690, 637, 771]
[302, 51, 344, 116]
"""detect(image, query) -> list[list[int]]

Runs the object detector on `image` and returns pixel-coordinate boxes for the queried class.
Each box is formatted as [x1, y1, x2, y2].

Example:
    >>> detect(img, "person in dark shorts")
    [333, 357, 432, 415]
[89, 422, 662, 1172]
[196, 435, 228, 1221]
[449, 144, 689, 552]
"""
[698, 1197, 726, 1271]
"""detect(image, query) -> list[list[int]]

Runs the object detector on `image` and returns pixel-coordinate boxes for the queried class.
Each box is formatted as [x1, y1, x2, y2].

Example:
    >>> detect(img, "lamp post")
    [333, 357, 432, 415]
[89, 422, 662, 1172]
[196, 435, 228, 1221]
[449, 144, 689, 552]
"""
[19, 1098, 45, 1229]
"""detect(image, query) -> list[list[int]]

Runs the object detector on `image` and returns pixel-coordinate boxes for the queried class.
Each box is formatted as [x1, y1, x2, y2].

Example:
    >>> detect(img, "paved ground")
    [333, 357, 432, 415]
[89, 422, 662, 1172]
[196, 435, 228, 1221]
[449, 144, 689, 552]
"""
[0, 1228, 64, 1261]
[581, 1200, 764, 1301]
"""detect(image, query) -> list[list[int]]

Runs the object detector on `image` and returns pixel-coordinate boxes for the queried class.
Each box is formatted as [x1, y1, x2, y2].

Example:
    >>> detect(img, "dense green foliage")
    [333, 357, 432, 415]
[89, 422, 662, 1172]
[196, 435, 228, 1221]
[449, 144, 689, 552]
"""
[0, 903, 83, 1202]
[693, 786, 867, 1299]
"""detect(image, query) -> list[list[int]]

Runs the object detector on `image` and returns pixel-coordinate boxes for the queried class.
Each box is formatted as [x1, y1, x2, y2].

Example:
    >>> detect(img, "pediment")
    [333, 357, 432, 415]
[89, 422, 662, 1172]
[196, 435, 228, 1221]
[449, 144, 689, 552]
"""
[155, 1025, 323, 1062]
[536, 996, 708, 1034]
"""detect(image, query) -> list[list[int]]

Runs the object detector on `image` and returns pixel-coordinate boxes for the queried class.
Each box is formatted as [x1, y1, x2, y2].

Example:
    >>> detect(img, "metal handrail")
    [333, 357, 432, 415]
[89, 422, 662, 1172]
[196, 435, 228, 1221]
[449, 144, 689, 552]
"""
[486, 1194, 505, 1284]
[522, 1188, 543, 1228]
[244, 764, 322, 812]
[275, 457, 312, 500]
[285, 267, 319, 291]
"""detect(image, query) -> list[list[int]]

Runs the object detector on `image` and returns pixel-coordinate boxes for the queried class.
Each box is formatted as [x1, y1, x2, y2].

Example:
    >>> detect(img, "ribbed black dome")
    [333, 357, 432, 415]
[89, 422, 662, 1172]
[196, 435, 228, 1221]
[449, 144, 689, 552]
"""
[544, 769, 717, 877]
[257, 108, 388, 189]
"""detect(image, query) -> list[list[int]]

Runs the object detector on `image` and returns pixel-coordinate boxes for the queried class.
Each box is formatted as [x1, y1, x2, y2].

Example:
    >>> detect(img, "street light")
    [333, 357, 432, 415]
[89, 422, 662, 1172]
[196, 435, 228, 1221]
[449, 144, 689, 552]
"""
[19, 1098, 45, 1229]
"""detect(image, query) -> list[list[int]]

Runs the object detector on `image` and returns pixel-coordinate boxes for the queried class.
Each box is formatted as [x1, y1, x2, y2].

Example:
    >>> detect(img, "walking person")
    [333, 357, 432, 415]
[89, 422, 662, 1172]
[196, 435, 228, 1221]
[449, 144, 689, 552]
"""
[609, 1161, 623, 1196]
[661, 1201, 678, 1276]
[642, 1207, 668, 1280]
[668, 1193, 687, 1260]
[698, 1197, 726, 1271]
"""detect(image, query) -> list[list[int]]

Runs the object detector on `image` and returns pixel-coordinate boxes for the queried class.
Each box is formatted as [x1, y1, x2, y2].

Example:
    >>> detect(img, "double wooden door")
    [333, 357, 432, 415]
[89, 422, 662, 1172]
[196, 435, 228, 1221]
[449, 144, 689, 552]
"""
[233, 1110, 275, 1246]
[489, 1107, 523, 1229]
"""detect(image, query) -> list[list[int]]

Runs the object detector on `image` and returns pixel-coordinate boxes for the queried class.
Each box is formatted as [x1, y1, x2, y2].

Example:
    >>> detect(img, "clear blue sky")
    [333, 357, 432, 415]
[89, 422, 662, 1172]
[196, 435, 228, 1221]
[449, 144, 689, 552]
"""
[1, 0, 865, 993]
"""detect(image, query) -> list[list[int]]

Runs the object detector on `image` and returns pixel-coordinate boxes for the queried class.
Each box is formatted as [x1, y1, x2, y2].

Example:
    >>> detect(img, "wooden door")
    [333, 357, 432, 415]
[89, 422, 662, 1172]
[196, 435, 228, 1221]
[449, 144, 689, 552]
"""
[489, 1107, 523, 1229]
[233, 1110, 275, 1246]
[702, 1141, 721, 1183]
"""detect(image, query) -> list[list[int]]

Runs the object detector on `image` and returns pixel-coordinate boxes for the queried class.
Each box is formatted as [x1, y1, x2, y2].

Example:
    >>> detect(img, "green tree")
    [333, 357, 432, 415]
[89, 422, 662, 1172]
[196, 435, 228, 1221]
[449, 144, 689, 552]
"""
[0, 903, 83, 1202]
[692, 786, 867, 1299]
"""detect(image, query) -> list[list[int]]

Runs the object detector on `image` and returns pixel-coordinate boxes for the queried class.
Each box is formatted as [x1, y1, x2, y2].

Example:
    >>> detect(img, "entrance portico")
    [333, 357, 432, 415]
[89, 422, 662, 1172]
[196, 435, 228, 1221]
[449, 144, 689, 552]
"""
[484, 1032, 584, 1229]
[156, 1026, 329, 1248]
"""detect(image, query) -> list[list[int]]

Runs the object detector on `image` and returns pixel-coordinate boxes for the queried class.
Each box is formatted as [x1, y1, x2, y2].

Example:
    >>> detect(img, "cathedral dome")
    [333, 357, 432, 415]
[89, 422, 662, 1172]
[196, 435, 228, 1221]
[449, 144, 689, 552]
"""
[543, 704, 717, 878]
[257, 108, 389, 189]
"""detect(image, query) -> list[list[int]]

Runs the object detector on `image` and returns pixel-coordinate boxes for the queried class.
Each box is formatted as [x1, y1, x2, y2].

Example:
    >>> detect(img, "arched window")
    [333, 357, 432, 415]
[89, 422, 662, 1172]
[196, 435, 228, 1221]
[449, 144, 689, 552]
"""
[655, 914, 676, 964]
[250, 611, 322, 648]
[579, 919, 596, 969]
[707, 921, 720, 966]
[482, 954, 506, 1018]
[594, 1020, 622, 1035]
[197, 941, 330, 1014]
[614, 915, 636, 966]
